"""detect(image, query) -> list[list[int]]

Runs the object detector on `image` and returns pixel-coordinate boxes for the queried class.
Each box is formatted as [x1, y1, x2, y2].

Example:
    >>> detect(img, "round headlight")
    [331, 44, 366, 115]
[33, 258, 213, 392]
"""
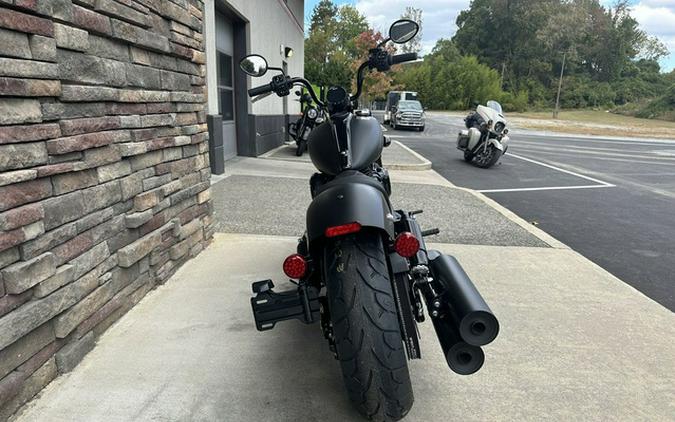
[306, 108, 318, 119]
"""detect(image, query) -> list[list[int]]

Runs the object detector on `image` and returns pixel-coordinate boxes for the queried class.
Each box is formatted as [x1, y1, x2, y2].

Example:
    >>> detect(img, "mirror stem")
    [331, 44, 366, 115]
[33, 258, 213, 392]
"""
[268, 66, 285, 76]
[376, 38, 391, 49]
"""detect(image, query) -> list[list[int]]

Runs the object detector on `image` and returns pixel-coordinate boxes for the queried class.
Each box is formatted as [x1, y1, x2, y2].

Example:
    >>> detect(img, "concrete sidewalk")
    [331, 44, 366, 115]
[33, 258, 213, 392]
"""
[13, 235, 675, 421]
[12, 158, 675, 421]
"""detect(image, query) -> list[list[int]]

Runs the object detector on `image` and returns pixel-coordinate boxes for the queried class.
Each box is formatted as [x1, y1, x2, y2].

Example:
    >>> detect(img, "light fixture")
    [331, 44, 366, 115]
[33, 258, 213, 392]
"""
[284, 46, 294, 58]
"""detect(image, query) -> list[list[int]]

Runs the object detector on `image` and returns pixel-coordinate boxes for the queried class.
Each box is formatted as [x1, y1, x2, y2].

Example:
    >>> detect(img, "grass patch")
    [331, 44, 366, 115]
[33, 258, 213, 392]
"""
[429, 109, 675, 139]
[507, 110, 675, 139]
[511, 110, 675, 128]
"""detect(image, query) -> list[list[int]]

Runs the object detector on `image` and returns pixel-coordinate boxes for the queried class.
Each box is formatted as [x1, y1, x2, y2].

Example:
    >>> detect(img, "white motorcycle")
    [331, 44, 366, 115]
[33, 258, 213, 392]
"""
[456, 101, 510, 168]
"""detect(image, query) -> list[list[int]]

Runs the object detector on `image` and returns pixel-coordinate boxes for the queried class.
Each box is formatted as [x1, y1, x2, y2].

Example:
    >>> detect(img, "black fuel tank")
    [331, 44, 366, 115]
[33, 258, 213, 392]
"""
[308, 116, 383, 176]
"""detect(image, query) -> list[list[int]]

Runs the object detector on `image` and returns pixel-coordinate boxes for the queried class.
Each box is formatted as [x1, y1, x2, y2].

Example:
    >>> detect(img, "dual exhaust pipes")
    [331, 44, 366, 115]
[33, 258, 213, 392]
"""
[425, 252, 499, 375]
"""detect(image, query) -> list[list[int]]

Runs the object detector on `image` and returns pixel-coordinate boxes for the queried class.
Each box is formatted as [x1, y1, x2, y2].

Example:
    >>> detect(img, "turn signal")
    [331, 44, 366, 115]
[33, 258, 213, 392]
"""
[283, 254, 307, 279]
[325, 222, 361, 238]
[395, 232, 420, 258]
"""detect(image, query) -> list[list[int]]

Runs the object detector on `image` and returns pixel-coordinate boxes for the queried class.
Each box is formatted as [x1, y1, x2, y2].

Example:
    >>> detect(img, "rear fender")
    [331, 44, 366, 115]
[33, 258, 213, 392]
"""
[306, 183, 394, 244]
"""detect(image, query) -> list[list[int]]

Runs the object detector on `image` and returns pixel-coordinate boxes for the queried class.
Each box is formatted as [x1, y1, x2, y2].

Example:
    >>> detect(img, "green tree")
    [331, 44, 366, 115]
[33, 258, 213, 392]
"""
[451, 0, 671, 111]
[399, 6, 423, 54]
[304, 1, 369, 89]
[336, 5, 369, 60]
[308, 0, 338, 33]
[394, 39, 505, 110]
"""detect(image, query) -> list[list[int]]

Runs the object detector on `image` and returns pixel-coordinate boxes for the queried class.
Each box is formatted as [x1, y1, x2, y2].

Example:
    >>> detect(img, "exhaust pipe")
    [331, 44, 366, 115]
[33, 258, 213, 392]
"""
[429, 253, 499, 346]
[431, 315, 484, 375]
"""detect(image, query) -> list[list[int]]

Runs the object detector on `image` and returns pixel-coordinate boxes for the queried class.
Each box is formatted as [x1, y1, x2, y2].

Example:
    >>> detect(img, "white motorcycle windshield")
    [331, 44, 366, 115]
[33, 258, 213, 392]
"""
[487, 101, 503, 114]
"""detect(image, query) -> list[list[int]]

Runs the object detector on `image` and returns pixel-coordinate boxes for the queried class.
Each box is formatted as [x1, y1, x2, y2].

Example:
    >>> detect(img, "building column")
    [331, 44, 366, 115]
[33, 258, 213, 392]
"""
[204, 0, 224, 174]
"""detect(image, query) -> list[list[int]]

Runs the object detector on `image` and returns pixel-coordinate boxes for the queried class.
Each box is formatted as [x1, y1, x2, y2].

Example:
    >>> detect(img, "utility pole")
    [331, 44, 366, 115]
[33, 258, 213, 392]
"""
[553, 51, 566, 119]
[500, 62, 506, 89]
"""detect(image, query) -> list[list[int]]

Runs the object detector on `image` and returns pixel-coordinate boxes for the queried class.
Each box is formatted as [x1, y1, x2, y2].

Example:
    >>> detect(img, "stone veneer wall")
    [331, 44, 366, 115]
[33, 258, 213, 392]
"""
[0, 0, 213, 418]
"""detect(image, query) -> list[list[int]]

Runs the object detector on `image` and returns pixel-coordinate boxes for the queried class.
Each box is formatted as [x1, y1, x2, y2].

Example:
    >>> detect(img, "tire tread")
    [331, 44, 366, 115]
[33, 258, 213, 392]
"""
[324, 232, 414, 421]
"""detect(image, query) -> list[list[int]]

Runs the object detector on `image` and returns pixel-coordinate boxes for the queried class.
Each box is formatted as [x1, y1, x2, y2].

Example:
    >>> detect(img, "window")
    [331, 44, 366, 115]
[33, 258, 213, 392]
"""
[217, 51, 234, 121]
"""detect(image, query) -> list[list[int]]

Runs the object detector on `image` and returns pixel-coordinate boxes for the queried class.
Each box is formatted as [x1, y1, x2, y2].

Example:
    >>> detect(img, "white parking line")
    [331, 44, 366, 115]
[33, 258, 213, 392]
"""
[474, 153, 616, 193]
[510, 143, 675, 161]
[507, 148, 675, 166]
[477, 184, 613, 193]
[506, 153, 615, 186]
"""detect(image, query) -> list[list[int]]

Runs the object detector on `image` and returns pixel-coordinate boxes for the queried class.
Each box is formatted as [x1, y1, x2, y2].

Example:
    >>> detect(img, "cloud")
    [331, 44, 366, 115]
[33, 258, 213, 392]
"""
[632, 3, 675, 37]
[355, 0, 467, 54]
[639, 0, 675, 8]
[631, 2, 675, 70]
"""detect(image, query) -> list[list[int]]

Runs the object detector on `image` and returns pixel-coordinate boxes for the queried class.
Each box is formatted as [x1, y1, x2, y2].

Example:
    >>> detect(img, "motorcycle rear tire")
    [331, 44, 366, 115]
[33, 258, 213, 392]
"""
[324, 231, 414, 421]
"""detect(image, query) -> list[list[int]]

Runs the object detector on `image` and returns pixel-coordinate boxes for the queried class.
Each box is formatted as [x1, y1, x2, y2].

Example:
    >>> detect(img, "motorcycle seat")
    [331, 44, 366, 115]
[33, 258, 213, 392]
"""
[314, 170, 388, 198]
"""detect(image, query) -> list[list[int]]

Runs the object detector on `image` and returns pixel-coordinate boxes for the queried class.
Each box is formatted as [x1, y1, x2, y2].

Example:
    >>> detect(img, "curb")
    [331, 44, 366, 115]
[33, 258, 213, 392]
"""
[455, 185, 570, 249]
[385, 141, 432, 171]
[411, 165, 570, 249]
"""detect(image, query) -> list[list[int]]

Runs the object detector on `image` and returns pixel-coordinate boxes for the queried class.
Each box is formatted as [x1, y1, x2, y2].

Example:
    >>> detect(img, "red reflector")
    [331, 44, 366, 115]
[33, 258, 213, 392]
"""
[395, 232, 420, 258]
[283, 254, 307, 279]
[325, 222, 362, 238]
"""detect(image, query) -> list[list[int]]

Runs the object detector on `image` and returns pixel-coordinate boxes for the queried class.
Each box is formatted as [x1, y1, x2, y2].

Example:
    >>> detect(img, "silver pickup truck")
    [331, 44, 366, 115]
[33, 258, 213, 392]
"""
[390, 99, 425, 131]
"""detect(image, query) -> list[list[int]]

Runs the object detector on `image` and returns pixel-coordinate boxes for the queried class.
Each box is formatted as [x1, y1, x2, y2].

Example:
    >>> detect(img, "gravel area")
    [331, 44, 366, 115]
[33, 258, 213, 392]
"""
[211, 175, 548, 247]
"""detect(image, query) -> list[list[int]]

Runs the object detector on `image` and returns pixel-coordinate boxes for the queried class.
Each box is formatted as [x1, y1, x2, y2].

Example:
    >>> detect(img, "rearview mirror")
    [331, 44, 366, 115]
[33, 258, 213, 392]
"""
[389, 19, 419, 44]
[239, 54, 268, 77]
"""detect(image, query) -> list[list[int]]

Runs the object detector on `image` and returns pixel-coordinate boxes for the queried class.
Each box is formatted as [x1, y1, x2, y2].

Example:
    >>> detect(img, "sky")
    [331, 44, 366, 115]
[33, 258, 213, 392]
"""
[304, 0, 675, 72]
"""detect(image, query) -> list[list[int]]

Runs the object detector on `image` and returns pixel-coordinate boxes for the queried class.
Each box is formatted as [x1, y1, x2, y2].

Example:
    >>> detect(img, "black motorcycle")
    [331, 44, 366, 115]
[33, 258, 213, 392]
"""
[288, 91, 324, 156]
[241, 19, 499, 422]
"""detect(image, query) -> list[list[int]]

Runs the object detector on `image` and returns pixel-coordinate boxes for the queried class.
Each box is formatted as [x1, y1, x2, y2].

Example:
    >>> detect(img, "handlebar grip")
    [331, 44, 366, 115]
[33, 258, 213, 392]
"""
[391, 53, 418, 65]
[248, 83, 273, 97]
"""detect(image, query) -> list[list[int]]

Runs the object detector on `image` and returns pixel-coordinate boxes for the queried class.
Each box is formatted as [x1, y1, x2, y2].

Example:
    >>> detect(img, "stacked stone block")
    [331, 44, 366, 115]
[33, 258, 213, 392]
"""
[0, 0, 213, 418]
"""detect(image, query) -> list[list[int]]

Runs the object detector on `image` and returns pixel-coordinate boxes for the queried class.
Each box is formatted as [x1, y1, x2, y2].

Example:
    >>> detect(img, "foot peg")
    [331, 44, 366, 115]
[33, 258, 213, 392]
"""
[421, 228, 440, 237]
[250, 280, 320, 331]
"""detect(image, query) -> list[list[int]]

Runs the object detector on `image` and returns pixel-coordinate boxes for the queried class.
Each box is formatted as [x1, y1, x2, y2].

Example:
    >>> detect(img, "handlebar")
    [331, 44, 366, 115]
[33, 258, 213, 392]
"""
[247, 50, 418, 109]
[248, 83, 273, 97]
[290, 77, 324, 107]
[248, 76, 325, 108]
[390, 52, 418, 65]
[350, 52, 418, 101]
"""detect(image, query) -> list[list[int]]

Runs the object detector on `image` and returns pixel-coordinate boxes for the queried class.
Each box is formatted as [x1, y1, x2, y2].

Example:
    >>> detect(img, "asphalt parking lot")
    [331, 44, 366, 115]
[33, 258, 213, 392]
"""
[380, 111, 675, 311]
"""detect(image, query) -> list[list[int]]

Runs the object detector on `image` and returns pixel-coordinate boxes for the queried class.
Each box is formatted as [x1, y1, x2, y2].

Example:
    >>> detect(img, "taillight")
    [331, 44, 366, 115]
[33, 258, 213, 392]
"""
[283, 254, 307, 279]
[394, 232, 419, 258]
[325, 222, 361, 238]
